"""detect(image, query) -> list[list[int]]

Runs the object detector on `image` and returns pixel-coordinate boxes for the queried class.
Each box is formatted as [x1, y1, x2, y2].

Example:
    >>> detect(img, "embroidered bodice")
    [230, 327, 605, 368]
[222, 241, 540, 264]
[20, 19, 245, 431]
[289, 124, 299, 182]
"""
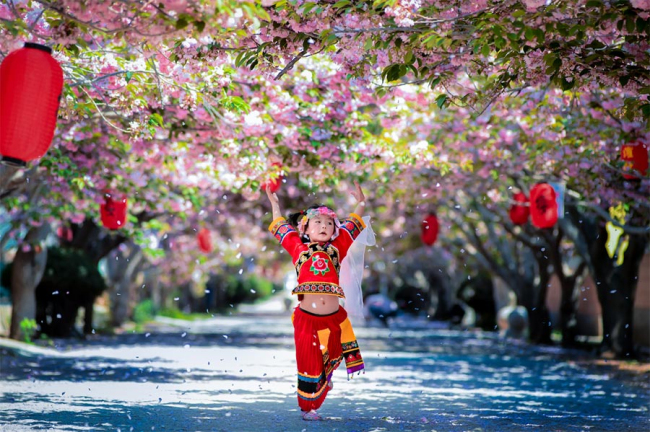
[268, 214, 365, 298]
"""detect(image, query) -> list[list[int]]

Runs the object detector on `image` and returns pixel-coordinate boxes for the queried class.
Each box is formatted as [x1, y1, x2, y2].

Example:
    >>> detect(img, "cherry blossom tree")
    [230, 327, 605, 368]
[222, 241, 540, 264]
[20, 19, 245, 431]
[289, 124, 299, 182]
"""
[0, 1, 647, 356]
[248, 0, 650, 119]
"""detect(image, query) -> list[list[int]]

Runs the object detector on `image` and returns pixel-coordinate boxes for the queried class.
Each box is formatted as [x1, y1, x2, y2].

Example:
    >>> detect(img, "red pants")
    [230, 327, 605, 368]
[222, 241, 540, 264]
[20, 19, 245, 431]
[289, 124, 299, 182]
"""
[292, 306, 363, 412]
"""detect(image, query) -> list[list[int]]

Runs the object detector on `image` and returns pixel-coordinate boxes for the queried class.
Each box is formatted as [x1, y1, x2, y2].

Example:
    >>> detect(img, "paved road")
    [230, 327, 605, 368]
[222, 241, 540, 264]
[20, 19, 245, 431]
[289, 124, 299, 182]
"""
[1, 312, 648, 431]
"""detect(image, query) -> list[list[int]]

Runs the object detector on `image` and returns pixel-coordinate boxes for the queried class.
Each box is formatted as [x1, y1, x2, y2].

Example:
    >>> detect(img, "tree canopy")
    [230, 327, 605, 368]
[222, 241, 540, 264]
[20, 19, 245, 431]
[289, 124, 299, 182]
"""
[0, 0, 648, 285]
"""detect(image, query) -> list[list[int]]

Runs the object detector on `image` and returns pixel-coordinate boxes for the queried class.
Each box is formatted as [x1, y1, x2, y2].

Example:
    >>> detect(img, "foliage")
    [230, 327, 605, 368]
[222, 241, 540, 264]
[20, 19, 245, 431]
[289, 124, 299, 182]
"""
[19, 318, 37, 344]
[224, 274, 275, 305]
[0, 0, 647, 301]
[132, 299, 155, 324]
[40, 247, 107, 298]
[2, 247, 106, 299]
[157, 307, 209, 321]
[251, 0, 650, 120]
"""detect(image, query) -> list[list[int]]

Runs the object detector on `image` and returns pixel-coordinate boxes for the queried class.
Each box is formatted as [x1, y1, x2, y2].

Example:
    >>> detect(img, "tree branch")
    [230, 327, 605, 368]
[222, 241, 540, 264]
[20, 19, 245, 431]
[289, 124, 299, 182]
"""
[275, 49, 308, 80]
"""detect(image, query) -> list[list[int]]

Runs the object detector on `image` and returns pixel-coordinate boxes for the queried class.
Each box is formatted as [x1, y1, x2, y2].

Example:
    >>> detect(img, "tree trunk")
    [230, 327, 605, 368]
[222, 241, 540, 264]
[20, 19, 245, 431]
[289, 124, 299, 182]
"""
[9, 224, 50, 340]
[430, 278, 450, 320]
[547, 223, 587, 348]
[83, 302, 94, 335]
[563, 204, 647, 358]
[106, 243, 144, 327]
[558, 267, 586, 347]
[527, 264, 553, 344]
[144, 268, 162, 313]
[590, 225, 647, 357]
[458, 214, 553, 343]
[0, 163, 24, 199]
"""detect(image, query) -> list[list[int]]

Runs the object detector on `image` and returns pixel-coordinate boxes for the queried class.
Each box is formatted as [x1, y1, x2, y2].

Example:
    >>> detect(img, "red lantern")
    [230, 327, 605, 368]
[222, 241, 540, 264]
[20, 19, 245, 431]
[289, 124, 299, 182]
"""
[509, 192, 530, 225]
[56, 226, 73, 242]
[530, 183, 558, 229]
[100, 194, 128, 230]
[261, 162, 283, 193]
[621, 142, 648, 180]
[0, 43, 64, 166]
[421, 214, 439, 246]
[197, 228, 212, 253]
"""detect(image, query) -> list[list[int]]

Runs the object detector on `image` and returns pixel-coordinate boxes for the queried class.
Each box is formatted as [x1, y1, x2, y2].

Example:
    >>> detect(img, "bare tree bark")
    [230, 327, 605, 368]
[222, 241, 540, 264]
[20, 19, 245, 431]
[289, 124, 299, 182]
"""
[456, 201, 553, 343]
[563, 202, 648, 358]
[9, 223, 51, 340]
[105, 242, 144, 327]
[0, 164, 21, 193]
[541, 225, 587, 347]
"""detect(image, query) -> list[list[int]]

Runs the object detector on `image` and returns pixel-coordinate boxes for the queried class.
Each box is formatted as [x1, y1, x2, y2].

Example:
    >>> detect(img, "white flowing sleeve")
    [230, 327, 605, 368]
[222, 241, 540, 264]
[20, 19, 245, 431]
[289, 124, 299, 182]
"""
[339, 216, 376, 325]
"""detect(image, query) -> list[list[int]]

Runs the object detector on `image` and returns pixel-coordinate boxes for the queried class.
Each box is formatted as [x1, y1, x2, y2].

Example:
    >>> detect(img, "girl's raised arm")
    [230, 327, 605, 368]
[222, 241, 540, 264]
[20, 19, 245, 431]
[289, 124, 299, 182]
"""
[266, 184, 283, 220]
[351, 181, 366, 217]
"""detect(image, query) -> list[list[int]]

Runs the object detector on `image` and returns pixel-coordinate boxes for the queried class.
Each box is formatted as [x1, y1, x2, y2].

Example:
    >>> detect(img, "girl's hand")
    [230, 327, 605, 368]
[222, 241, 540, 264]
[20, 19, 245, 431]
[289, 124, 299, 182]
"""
[266, 184, 279, 205]
[351, 180, 365, 203]
[266, 184, 282, 219]
[351, 181, 367, 216]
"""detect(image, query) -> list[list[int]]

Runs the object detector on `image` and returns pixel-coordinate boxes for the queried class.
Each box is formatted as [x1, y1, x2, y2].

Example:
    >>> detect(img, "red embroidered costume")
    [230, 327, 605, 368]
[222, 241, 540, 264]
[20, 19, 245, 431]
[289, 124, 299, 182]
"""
[269, 213, 366, 412]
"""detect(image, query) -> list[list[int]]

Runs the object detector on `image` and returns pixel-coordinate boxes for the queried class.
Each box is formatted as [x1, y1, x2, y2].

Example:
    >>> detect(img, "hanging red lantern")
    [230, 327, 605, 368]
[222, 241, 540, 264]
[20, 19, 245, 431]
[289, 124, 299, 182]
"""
[621, 142, 648, 180]
[197, 228, 212, 253]
[261, 162, 283, 193]
[421, 214, 439, 246]
[100, 193, 128, 230]
[509, 192, 530, 225]
[0, 43, 64, 166]
[529, 183, 558, 229]
[56, 225, 73, 242]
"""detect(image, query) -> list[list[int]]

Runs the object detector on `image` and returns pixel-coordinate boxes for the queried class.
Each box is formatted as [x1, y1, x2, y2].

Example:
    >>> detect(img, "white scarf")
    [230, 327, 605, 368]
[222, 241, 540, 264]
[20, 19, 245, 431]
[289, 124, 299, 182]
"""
[339, 216, 376, 325]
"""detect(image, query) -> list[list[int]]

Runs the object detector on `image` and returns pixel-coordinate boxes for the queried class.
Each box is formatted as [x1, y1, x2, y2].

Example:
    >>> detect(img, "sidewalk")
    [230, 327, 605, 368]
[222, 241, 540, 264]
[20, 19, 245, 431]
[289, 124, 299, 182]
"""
[1, 311, 648, 431]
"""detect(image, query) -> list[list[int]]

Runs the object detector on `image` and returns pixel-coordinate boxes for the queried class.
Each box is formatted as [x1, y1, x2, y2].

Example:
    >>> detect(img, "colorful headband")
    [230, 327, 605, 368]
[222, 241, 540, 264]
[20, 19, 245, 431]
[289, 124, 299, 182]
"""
[298, 206, 341, 236]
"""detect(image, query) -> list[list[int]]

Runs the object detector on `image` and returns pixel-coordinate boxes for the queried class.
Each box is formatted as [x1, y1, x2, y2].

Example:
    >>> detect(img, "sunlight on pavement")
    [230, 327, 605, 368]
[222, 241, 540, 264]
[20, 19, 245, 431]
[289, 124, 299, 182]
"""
[1, 315, 648, 431]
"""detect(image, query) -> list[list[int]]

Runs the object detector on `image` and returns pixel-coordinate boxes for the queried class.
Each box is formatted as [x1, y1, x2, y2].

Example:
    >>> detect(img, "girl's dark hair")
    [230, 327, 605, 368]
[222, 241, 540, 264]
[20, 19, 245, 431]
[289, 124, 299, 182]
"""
[288, 203, 335, 242]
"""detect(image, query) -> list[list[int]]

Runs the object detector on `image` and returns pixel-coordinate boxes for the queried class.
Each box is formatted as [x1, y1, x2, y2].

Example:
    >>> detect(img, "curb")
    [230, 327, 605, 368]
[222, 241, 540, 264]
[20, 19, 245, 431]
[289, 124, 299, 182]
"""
[0, 337, 63, 357]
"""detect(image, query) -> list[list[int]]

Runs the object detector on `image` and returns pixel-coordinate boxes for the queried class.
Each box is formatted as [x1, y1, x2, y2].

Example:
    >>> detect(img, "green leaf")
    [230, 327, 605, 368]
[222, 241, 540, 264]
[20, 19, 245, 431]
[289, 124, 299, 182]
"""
[194, 20, 206, 32]
[641, 104, 650, 118]
[300, 2, 318, 13]
[560, 76, 575, 90]
[70, 177, 85, 191]
[333, 0, 351, 8]
[429, 76, 441, 89]
[619, 75, 630, 86]
[149, 113, 164, 127]
[436, 94, 447, 109]
[67, 44, 79, 56]
[255, 7, 271, 21]
[406, 64, 418, 77]
[550, 57, 562, 74]
[383, 64, 405, 82]
[125, 71, 133, 83]
[524, 27, 535, 41]
[220, 96, 251, 114]
[175, 17, 189, 29]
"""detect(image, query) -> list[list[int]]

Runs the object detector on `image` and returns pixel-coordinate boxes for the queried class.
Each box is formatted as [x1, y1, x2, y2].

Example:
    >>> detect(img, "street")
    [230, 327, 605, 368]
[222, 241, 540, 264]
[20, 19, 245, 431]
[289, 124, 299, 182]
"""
[1, 311, 648, 431]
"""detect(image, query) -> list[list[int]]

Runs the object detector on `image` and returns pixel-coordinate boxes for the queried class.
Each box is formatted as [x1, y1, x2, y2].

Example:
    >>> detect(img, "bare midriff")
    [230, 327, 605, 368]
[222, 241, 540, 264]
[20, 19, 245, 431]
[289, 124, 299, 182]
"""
[299, 294, 340, 315]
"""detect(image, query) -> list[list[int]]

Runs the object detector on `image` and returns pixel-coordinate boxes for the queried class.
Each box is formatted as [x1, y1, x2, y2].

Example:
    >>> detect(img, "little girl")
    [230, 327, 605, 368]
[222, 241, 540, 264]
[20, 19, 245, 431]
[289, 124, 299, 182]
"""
[265, 182, 368, 421]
